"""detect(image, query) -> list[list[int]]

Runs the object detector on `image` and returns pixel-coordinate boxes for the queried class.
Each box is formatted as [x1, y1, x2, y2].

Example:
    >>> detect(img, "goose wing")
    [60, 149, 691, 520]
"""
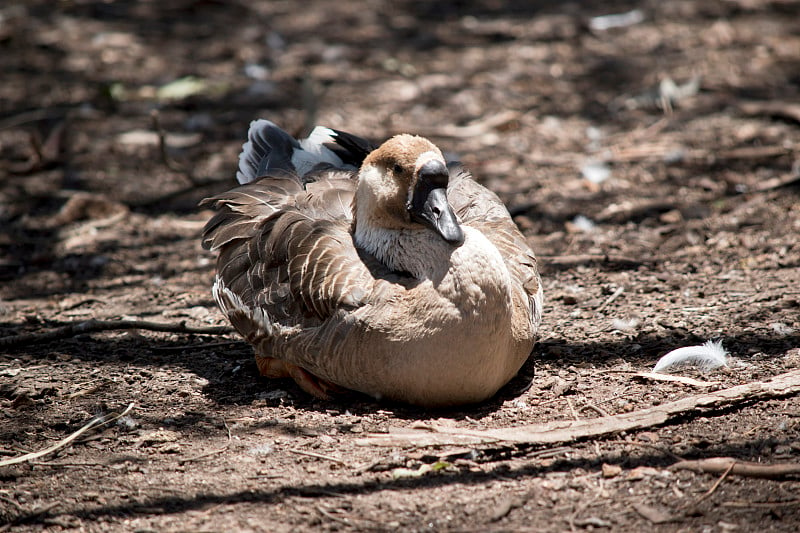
[203, 120, 408, 341]
[202, 171, 406, 336]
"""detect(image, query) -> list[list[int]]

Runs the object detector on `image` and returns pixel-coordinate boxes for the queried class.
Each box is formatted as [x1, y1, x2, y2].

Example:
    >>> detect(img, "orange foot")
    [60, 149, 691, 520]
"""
[255, 356, 344, 400]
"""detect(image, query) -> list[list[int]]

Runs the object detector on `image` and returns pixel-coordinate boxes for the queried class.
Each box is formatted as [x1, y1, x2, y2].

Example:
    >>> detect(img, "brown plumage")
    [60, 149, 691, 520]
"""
[201, 121, 542, 406]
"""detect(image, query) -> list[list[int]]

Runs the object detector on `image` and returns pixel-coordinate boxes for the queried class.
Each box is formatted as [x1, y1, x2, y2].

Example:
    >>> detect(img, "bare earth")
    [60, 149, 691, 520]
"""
[2, 1, 800, 531]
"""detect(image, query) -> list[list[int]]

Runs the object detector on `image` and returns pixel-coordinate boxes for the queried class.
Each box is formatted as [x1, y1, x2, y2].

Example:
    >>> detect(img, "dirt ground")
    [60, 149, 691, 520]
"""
[2, 0, 800, 531]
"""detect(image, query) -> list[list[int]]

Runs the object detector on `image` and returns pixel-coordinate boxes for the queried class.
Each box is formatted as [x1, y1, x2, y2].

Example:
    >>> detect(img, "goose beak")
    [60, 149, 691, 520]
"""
[409, 160, 465, 246]
[419, 188, 465, 245]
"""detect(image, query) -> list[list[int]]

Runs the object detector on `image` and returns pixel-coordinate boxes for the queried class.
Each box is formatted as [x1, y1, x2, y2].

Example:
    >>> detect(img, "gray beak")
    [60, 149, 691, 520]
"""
[408, 160, 465, 246]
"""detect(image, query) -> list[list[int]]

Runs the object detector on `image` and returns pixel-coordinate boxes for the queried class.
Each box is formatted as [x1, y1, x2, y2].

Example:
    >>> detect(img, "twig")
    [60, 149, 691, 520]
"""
[580, 401, 610, 417]
[316, 505, 351, 526]
[679, 460, 735, 510]
[0, 404, 134, 467]
[719, 145, 792, 160]
[0, 495, 23, 511]
[739, 100, 800, 125]
[357, 369, 800, 447]
[1, 501, 60, 531]
[529, 446, 574, 460]
[596, 286, 624, 313]
[0, 318, 233, 348]
[608, 117, 670, 145]
[180, 421, 232, 464]
[750, 169, 800, 192]
[0, 107, 73, 130]
[722, 499, 800, 508]
[565, 397, 580, 421]
[670, 457, 800, 479]
[29, 461, 108, 468]
[150, 109, 194, 180]
[151, 340, 243, 352]
[288, 448, 347, 466]
[66, 379, 108, 399]
[633, 372, 720, 387]
[625, 440, 685, 462]
[540, 254, 652, 268]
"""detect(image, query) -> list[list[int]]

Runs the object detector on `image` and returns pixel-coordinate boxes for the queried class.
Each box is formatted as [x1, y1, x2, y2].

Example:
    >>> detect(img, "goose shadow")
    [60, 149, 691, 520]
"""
[2, 322, 796, 422]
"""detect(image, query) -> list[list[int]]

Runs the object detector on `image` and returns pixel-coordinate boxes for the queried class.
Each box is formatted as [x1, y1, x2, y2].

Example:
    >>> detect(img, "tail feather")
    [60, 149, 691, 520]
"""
[237, 119, 300, 184]
[212, 275, 274, 340]
[237, 121, 371, 184]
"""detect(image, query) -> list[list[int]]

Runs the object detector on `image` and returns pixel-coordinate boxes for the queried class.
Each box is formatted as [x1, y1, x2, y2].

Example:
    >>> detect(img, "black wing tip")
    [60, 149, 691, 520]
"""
[323, 128, 378, 167]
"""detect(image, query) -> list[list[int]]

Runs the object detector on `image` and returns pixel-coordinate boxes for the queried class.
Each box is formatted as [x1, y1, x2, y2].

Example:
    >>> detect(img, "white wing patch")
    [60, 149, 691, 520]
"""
[294, 126, 347, 176]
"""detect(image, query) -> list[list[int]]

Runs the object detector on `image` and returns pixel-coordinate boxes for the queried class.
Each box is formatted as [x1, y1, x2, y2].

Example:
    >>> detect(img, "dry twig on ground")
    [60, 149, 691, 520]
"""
[288, 448, 347, 466]
[356, 369, 800, 447]
[540, 254, 652, 268]
[679, 460, 736, 510]
[722, 499, 800, 508]
[179, 420, 232, 464]
[0, 318, 233, 349]
[150, 109, 194, 179]
[0, 404, 134, 467]
[671, 457, 800, 480]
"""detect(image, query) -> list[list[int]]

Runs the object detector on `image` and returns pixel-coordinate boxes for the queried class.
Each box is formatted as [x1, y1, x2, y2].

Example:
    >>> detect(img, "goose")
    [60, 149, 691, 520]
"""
[201, 120, 542, 407]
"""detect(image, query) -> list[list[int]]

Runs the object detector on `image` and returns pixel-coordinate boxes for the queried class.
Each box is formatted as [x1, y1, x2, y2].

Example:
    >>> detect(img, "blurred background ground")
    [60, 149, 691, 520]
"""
[1, 0, 800, 531]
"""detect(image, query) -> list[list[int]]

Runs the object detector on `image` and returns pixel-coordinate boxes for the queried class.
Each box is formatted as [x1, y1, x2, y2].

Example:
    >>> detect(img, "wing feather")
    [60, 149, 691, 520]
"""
[201, 170, 408, 339]
[236, 120, 301, 184]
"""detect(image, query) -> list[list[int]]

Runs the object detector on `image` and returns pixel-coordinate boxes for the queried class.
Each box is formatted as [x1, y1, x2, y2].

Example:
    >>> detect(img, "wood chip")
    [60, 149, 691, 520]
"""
[632, 503, 675, 524]
[602, 463, 622, 478]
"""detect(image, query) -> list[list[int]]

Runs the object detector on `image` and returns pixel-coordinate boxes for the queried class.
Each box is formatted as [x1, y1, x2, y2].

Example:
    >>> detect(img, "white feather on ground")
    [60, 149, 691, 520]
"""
[653, 340, 729, 373]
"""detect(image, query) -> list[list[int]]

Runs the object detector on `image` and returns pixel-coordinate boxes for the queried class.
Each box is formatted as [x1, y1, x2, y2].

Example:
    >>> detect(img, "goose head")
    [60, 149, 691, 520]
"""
[353, 135, 464, 257]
